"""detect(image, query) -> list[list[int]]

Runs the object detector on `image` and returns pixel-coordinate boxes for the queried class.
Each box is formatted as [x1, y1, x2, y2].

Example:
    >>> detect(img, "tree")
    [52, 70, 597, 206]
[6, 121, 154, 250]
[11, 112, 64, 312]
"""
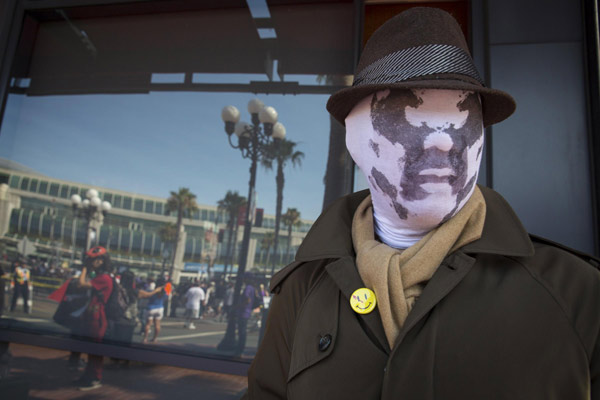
[262, 139, 304, 274]
[260, 232, 275, 272]
[281, 207, 301, 264]
[165, 187, 199, 280]
[217, 191, 247, 276]
[159, 222, 177, 244]
[158, 222, 177, 275]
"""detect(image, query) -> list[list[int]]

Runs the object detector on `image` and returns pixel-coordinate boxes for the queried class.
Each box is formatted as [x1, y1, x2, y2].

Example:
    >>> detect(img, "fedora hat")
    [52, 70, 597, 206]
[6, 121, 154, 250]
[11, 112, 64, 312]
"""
[326, 7, 515, 127]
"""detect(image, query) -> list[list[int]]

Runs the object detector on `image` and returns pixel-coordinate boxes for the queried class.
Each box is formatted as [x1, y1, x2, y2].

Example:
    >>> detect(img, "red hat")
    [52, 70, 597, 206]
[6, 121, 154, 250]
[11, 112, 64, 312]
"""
[86, 246, 107, 258]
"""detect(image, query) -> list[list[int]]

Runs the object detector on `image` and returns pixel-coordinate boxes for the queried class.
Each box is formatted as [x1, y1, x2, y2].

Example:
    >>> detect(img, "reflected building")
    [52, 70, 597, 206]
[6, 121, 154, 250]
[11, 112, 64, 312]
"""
[0, 159, 312, 282]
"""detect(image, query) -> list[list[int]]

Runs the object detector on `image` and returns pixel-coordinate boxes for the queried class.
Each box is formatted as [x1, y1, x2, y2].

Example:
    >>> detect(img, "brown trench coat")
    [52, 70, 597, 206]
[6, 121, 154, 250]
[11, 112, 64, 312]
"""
[244, 186, 600, 399]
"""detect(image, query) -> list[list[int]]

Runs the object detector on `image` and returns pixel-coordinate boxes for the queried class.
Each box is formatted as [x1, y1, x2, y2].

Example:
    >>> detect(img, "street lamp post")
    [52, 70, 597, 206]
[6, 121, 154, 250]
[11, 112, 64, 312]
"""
[71, 189, 111, 260]
[48, 198, 58, 267]
[161, 248, 171, 277]
[217, 99, 285, 351]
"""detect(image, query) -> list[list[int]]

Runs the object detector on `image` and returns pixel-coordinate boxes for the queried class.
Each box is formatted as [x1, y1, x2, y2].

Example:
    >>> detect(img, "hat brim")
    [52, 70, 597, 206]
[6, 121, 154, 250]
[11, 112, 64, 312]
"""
[326, 78, 516, 128]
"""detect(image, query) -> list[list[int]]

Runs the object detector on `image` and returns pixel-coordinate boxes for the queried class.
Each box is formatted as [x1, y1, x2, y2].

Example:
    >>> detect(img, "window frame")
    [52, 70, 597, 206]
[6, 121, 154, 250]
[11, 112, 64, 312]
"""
[0, 0, 362, 377]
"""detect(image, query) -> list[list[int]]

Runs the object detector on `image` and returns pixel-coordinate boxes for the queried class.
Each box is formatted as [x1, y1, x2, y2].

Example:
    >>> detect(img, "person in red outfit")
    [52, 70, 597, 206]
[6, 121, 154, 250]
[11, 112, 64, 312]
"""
[75, 246, 113, 391]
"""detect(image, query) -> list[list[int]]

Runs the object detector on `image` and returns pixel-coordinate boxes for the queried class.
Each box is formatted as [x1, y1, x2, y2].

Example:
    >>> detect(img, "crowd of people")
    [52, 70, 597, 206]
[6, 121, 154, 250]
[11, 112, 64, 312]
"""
[0, 246, 272, 391]
[172, 278, 237, 326]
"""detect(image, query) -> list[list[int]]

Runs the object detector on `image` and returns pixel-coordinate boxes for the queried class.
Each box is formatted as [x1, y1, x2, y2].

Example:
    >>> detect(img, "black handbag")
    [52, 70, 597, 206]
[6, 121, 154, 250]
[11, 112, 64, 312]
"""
[52, 280, 90, 332]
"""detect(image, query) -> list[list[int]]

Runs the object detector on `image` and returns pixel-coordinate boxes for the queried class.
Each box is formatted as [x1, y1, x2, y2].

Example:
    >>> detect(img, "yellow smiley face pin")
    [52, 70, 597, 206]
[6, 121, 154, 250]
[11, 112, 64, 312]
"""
[350, 288, 377, 314]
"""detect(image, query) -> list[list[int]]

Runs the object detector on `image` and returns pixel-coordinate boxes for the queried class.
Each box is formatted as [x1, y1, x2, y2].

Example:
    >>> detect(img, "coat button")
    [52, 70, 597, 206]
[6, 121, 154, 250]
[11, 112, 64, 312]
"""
[318, 334, 332, 352]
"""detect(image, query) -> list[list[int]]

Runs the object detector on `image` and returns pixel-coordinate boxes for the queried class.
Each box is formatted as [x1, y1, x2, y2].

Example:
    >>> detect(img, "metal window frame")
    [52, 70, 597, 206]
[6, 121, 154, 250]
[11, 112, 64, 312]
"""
[582, 0, 600, 257]
[0, 0, 363, 375]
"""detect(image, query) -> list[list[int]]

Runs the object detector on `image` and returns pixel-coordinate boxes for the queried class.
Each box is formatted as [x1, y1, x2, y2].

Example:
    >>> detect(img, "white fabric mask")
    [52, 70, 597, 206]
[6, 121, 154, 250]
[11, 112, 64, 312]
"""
[345, 88, 484, 249]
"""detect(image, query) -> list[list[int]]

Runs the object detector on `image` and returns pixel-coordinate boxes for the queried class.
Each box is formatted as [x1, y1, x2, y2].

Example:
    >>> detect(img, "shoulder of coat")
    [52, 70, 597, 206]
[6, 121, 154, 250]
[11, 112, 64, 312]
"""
[526, 234, 600, 359]
[269, 258, 332, 294]
[269, 261, 303, 293]
[529, 234, 600, 270]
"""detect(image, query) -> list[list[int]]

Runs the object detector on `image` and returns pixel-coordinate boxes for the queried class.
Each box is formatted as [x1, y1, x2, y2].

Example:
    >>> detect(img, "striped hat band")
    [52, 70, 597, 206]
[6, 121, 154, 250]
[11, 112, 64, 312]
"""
[353, 44, 484, 87]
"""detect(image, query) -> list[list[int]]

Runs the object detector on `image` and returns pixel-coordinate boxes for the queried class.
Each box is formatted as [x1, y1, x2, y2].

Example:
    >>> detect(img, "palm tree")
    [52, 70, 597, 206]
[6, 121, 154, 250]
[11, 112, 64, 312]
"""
[217, 191, 247, 276]
[262, 139, 304, 274]
[159, 222, 177, 274]
[165, 188, 199, 279]
[260, 232, 275, 272]
[281, 207, 301, 264]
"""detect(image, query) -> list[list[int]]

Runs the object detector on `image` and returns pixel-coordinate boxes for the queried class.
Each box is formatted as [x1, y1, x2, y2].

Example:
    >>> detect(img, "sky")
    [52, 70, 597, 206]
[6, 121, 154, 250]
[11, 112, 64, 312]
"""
[0, 83, 334, 221]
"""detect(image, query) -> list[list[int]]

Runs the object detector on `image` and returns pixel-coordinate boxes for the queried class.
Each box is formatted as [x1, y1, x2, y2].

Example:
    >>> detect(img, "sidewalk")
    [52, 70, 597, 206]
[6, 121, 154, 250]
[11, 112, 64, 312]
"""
[4, 343, 247, 399]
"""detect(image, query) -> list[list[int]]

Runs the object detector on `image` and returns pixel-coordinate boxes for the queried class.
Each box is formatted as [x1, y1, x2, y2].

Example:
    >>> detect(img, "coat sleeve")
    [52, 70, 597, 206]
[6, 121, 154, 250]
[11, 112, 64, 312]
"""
[589, 285, 600, 399]
[243, 260, 327, 400]
[581, 265, 600, 399]
[592, 337, 600, 399]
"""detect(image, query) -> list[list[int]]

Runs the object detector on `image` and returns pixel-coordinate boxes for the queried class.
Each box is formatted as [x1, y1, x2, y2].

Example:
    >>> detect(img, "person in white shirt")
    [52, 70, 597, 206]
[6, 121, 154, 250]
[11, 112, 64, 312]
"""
[184, 280, 204, 329]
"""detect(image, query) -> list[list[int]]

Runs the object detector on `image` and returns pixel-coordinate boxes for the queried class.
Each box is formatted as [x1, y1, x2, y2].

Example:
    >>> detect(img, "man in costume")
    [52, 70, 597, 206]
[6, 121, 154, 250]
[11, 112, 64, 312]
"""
[10, 259, 30, 313]
[74, 246, 113, 391]
[245, 7, 600, 399]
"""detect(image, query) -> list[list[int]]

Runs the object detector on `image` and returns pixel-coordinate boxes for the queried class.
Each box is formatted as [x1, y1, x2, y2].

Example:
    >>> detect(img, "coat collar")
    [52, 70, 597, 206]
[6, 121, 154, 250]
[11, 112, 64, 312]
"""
[295, 185, 534, 262]
[291, 186, 534, 355]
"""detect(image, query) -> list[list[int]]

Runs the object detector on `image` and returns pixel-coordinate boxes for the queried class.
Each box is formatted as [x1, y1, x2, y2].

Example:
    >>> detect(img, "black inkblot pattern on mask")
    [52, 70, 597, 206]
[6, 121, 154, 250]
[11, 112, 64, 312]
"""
[368, 176, 380, 192]
[439, 175, 476, 225]
[371, 167, 408, 219]
[440, 93, 482, 210]
[370, 90, 483, 220]
[369, 140, 380, 157]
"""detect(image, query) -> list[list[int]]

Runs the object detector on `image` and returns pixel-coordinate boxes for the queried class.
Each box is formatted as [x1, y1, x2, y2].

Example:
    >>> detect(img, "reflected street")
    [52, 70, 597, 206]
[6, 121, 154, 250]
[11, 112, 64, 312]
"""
[1, 286, 262, 359]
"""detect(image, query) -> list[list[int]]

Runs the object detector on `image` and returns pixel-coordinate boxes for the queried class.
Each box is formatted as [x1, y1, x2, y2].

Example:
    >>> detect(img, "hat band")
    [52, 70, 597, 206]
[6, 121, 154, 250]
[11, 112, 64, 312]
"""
[353, 44, 484, 87]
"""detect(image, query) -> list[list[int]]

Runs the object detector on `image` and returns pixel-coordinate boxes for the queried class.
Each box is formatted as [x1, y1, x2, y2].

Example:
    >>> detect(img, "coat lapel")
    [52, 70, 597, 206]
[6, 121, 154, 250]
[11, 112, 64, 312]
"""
[393, 251, 476, 349]
[326, 256, 391, 355]
[287, 186, 535, 359]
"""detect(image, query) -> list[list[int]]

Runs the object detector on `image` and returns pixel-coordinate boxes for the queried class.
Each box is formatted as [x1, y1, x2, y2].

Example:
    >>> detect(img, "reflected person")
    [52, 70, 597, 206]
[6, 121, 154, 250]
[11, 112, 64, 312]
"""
[142, 277, 166, 343]
[74, 246, 113, 391]
[111, 270, 163, 344]
[234, 274, 256, 357]
[10, 259, 30, 313]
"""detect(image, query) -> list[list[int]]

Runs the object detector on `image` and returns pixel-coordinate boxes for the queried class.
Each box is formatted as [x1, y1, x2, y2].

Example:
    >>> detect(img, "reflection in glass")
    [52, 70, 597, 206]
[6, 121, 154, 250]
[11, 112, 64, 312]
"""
[0, 0, 354, 365]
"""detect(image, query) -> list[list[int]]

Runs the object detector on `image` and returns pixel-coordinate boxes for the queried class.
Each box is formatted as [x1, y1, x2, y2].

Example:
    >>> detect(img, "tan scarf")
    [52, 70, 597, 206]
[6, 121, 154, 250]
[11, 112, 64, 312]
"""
[352, 187, 487, 348]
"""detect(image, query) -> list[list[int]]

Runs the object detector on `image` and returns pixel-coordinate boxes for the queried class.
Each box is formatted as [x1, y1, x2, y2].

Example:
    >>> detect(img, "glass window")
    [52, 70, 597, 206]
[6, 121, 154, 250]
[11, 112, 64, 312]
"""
[143, 232, 153, 253]
[59, 185, 69, 198]
[20, 177, 29, 190]
[9, 209, 19, 233]
[132, 230, 143, 252]
[49, 183, 59, 196]
[113, 194, 122, 208]
[123, 196, 132, 210]
[8, 175, 19, 188]
[41, 215, 52, 236]
[0, 0, 355, 375]
[133, 198, 143, 212]
[30, 212, 40, 233]
[29, 178, 38, 192]
[120, 230, 131, 251]
[20, 211, 30, 232]
[39, 180, 48, 194]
